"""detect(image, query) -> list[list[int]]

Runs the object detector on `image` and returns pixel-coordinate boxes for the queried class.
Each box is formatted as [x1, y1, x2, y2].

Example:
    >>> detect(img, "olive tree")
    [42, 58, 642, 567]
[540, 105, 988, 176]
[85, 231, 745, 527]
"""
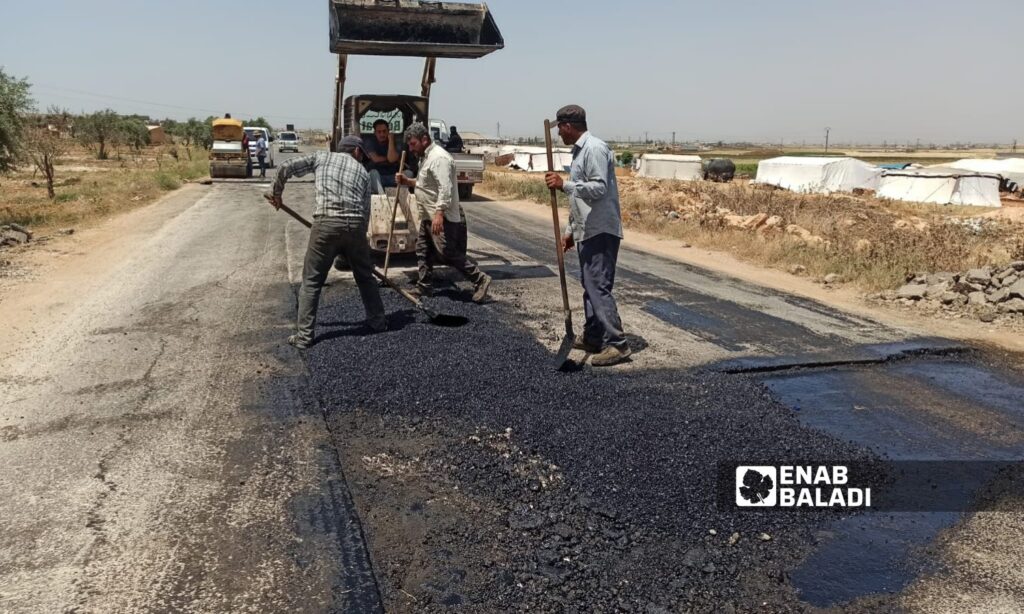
[22, 108, 71, 199]
[0, 68, 33, 173]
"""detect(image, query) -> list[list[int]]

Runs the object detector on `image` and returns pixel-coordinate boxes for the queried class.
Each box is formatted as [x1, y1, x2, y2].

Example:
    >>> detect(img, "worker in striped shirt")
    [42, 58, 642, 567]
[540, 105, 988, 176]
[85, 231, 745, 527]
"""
[266, 135, 387, 348]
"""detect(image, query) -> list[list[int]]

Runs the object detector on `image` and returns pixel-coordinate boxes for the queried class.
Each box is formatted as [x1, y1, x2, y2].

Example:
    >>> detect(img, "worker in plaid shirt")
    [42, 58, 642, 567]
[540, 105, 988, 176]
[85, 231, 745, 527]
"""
[266, 135, 387, 349]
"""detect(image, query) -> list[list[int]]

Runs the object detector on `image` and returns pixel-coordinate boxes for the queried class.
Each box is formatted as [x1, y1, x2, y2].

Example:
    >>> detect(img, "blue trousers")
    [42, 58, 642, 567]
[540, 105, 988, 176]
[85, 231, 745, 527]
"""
[577, 233, 626, 348]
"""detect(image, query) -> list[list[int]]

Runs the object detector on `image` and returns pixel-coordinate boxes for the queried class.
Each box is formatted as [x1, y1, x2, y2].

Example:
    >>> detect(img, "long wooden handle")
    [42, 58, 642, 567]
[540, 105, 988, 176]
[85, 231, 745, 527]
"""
[265, 194, 313, 228]
[382, 151, 408, 277]
[544, 120, 573, 334]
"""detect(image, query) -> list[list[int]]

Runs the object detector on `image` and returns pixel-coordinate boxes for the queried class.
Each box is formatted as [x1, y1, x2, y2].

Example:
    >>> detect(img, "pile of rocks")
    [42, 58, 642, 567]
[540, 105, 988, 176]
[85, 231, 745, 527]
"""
[879, 262, 1024, 322]
[0, 224, 32, 248]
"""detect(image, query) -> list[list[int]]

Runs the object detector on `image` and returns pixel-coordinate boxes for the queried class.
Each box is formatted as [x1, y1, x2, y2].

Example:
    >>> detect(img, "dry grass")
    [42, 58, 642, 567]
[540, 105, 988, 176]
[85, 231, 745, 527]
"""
[481, 171, 1024, 291]
[0, 145, 209, 231]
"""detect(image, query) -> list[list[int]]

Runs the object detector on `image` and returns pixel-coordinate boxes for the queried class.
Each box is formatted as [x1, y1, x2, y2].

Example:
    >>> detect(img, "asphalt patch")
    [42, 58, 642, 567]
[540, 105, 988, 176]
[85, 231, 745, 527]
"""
[299, 277, 895, 612]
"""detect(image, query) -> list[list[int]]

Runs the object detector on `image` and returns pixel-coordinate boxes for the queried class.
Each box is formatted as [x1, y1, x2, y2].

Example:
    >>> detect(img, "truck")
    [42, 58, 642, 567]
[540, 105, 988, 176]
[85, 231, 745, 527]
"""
[277, 131, 301, 153]
[430, 118, 485, 200]
[243, 126, 275, 169]
[327, 0, 504, 254]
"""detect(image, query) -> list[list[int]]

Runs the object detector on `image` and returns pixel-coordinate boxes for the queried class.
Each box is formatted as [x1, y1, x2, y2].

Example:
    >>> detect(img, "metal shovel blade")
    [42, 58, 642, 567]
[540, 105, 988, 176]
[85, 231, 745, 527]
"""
[553, 331, 576, 371]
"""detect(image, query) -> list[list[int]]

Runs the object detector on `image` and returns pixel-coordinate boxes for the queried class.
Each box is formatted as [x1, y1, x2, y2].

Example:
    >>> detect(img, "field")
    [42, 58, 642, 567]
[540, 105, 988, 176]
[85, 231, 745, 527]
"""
[480, 168, 1024, 291]
[0, 144, 209, 231]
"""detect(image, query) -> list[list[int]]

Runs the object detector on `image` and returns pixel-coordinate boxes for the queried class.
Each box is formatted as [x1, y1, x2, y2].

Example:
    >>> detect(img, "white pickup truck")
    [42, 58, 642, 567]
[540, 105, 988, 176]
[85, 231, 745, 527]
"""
[243, 127, 275, 169]
[429, 119, 484, 200]
[276, 131, 301, 153]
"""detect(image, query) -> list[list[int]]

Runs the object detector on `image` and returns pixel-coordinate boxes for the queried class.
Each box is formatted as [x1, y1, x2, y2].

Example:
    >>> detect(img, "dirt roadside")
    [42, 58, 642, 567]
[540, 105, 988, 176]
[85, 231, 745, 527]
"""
[474, 194, 1024, 358]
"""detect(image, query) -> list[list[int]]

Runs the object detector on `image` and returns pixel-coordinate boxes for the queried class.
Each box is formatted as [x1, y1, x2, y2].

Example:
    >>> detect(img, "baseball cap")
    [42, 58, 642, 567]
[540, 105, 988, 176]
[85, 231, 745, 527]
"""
[339, 135, 364, 150]
[550, 104, 586, 126]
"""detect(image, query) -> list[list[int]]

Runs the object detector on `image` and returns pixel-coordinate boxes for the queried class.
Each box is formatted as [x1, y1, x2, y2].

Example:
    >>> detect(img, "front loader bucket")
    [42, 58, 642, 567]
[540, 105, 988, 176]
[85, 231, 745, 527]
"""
[329, 0, 504, 58]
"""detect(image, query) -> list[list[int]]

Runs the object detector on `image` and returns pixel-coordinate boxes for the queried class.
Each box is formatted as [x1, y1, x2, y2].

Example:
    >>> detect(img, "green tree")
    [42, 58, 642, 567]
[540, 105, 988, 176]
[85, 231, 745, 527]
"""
[243, 116, 273, 133]
[118, 117, 150, 150]
[77, 109, 120, 159]
[0, 68, 33, 173]
[618, 151, 634, 167]
[161, 118, 180, 139]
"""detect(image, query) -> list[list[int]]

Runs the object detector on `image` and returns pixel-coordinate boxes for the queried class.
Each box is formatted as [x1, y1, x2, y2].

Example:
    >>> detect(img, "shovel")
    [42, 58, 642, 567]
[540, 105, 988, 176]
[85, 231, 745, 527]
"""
[544, 120, 576, 370]
[262, 193, 468, 328]
[381, 151, 408, 279]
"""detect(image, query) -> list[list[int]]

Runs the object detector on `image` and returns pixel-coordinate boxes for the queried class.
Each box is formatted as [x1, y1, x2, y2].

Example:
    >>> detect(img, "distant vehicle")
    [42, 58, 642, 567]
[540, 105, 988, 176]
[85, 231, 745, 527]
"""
[243, 127, 275, 169]
[429, 118, 484, 200]
[209, 118, 248, 178]
[277, 131, 301, 153]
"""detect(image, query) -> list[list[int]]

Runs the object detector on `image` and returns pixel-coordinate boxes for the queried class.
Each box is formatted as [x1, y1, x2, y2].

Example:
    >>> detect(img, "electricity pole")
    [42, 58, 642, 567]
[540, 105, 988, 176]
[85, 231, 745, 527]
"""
[672, 131, 676, 147]
[824, 127, 831, 153]
[496, 122, 500, 140]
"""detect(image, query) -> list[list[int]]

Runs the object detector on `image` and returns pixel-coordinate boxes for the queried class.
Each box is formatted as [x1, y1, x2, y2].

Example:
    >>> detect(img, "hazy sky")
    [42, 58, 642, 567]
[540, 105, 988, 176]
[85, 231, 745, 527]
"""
[2, 0, 1021, 144]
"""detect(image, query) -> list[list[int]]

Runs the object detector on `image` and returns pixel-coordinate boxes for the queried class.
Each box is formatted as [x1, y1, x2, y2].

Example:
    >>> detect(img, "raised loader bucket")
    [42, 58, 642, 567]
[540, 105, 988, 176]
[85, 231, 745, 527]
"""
[329, 0, 504, 58]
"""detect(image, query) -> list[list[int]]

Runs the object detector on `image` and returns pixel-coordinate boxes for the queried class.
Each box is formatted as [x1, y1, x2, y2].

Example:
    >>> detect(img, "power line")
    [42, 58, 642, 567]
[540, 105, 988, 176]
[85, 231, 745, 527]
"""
[31, 83, 329, 123]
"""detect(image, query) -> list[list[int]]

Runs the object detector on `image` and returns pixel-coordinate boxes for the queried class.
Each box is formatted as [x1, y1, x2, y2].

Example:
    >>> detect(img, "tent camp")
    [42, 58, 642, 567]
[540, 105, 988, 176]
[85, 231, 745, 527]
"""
[498, 146, 573, 173]
[944, 158, 1024, 192]
[877, 168, 1002, 207]
[635, 154, 702, 180]
[754, 156, 881, 194]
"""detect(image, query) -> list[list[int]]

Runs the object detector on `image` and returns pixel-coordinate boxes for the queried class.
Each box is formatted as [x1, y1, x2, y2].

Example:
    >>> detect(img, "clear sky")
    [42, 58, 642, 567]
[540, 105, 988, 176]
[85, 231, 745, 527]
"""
[1, 0, 1021, 145]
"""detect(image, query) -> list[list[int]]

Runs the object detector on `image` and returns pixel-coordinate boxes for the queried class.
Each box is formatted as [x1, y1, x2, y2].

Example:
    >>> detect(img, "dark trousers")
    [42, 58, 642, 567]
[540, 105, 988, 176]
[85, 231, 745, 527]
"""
[416, 218, 486, 290]
[578, 233, 626, 348]
[296, 218, 385, 343]
[257, 154, 267, 177]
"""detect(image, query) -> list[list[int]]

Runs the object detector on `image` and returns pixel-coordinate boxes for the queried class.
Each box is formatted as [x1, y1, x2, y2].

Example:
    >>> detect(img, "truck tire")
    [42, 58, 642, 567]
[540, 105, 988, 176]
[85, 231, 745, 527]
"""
[458, 184, 474, 200]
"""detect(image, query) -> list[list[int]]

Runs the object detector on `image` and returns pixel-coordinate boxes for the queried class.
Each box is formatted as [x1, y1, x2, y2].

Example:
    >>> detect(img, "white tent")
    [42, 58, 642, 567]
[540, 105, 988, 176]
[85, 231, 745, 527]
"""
[500, 146, 573, 173]
[944, 158, 1024, 192]
[754, 157, 881, 194]
[877, 169, 1002, 207]
[635, 154, 702, 180]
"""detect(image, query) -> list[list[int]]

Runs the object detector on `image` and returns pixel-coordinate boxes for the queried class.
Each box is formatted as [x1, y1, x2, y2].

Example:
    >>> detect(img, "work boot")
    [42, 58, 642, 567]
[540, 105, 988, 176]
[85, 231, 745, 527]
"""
[287, 334, 311, 350]
[591, 344, 631, 367]
[472, 274, 492, 304]
[572, 338, 602, 354]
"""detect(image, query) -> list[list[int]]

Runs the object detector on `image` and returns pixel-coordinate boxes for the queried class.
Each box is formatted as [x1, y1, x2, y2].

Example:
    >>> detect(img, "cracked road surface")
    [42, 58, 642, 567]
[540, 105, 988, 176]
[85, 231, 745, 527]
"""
[0, 179, 381, 613]
[1, 162, 1022, 613]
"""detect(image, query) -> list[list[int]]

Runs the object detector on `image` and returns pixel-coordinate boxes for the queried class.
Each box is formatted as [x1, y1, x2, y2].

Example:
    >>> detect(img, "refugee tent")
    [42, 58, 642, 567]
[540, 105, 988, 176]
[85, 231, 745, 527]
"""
[635, 154, 702, 180]
[944, 158, 1024, 192]
[753, 156, 881, 194]
[877, 168, 1002, 207]
[499, 146, 573, 173]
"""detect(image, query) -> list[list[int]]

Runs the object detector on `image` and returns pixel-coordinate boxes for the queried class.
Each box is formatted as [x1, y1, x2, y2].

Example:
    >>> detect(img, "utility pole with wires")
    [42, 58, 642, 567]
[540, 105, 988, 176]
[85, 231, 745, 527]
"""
[824, 127, 831, 153]
[496, 122, 500, 140]
[672, 131, 676, 147]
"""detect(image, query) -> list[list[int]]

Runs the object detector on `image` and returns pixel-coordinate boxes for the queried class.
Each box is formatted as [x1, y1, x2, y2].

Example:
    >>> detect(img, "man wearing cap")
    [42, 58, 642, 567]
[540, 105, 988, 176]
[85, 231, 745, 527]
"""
[544, 105, 631, 367]
[266, 134, 387, 349]
[397, 122, 492, 303]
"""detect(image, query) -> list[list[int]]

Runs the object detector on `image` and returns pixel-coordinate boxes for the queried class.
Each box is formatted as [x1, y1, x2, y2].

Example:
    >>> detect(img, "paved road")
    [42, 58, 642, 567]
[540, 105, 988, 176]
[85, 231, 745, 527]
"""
[1, 153, 1021, 612]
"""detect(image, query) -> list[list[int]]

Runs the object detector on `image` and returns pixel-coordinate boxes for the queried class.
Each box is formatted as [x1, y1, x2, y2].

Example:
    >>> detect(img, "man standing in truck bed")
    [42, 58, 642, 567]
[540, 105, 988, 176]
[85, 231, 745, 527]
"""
[397, 122, 491, 303]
